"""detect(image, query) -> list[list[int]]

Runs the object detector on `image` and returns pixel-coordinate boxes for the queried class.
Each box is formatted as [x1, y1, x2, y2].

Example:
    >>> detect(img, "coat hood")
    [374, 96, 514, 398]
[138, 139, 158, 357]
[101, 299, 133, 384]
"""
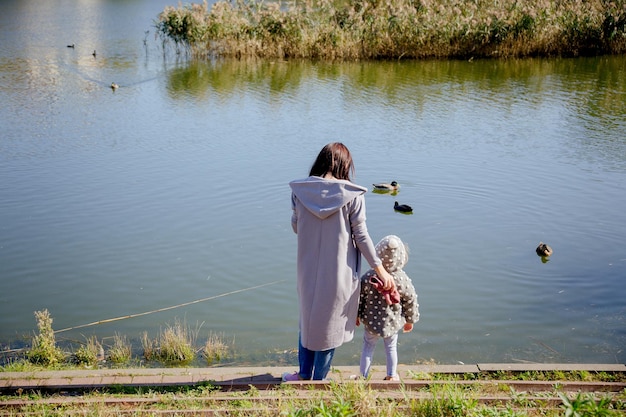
[290, 176, 368, 219]
[376, 235, 408, 273]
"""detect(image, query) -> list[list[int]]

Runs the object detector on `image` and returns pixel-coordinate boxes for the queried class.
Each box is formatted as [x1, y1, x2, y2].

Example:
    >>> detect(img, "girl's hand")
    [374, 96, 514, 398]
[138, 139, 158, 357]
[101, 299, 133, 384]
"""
[403, 323, 413, 333]
[356, 317, 361, 326]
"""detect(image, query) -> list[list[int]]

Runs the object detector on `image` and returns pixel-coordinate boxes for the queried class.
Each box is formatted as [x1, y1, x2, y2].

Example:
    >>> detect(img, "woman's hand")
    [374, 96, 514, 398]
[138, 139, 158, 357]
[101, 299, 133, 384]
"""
[373, 265, 396, 291]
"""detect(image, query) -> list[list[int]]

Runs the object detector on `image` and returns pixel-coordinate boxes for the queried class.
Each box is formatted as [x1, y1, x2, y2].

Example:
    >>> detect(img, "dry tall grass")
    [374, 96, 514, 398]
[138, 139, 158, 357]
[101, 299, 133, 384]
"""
[203, 332, 230, 364]
[142, 319, 198, 365]
[107, 333, 132, 365]
[156, 0, 626, 59]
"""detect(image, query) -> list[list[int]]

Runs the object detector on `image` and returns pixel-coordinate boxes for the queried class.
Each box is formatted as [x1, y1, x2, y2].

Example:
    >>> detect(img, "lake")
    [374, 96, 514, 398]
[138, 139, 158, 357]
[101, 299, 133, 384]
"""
[1, 0, 625, 367]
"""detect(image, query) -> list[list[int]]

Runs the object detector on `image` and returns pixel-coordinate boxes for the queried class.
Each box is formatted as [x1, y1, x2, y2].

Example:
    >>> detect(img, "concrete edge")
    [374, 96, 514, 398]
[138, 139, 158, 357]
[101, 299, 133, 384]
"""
[0, 363, 623, 392]
[477, 363, 626, 372]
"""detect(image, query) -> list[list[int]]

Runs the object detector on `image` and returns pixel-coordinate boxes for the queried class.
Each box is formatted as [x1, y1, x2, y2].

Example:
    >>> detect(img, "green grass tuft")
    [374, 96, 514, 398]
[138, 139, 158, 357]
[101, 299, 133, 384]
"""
[73, 336, 103, 367]
[142, 319, 197, 365]
[107, 333, 132, 365]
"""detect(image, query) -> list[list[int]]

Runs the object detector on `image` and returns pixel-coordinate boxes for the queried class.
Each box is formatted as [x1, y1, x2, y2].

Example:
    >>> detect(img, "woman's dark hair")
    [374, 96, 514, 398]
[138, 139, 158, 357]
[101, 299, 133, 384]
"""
[309, 142, 354, 181]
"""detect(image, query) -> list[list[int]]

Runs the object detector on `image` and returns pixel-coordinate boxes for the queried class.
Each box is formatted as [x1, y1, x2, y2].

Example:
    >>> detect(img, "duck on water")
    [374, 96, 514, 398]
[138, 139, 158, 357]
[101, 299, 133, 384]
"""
[373, 181, 399, 191]
[394, 201, 413, 213]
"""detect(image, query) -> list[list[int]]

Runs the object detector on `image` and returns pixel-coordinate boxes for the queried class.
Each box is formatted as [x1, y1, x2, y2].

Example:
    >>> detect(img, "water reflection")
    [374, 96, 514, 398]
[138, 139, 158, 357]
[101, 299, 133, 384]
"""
[164, 57, 625, 115]
[163, 56, 626, 168]
[166, 59, 311, 100]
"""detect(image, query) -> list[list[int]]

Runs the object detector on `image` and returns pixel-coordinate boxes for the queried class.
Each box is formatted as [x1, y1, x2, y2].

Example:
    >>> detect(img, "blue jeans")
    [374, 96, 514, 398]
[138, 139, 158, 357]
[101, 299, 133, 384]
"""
[298, 334, 335, 380]
[360, 330, 398, 378]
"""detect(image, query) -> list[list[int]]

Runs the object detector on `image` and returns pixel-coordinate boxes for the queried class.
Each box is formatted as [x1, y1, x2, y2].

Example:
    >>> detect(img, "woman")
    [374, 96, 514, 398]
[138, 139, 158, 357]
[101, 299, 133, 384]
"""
[284, 142, 395, 381]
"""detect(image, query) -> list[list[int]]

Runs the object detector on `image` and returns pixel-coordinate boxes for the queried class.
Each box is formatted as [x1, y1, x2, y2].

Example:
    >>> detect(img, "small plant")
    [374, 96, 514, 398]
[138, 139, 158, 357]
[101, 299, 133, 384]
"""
[141, 331, 157, 361]
[559, 392, 592, 417]
[411, 383, 478, 417]
[107, 333, 132, 365]
[158, 320, 196, 364]
[407, 369, 432, 380]
[480, 407, 527, 416]
[74, 336, 103, 367]
[558, 391, 621, 417]
[27, 310, 64, 366]
[203, 332, 229, 364]
[283, 408, 310, 417]
[143, 319, 198, 365]
[572, 370, 592, 381]
[311, 398, 356, 417]
[0, 359, 40, 373]
[327, 380, 377, 416]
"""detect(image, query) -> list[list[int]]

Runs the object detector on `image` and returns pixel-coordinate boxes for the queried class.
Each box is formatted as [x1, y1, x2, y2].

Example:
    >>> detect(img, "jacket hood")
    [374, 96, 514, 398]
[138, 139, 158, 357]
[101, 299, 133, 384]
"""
[290, 176, 367, 219]
[376, 235, 408, 273]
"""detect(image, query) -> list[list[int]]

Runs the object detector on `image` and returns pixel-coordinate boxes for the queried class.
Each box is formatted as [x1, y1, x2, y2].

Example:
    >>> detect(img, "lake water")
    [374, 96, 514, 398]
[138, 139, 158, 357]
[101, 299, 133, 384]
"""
[1, 0, 625, 367]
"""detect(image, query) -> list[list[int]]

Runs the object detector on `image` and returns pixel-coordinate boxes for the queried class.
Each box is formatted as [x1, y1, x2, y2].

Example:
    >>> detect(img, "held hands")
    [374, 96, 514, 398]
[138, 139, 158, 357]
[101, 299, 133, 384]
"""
[373, 265, 396, 291]
[369, 274, 401, 305]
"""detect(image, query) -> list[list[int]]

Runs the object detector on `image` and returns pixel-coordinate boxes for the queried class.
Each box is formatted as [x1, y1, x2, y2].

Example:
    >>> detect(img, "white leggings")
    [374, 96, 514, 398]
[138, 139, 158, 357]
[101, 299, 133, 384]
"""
[360, 329, 398, 378]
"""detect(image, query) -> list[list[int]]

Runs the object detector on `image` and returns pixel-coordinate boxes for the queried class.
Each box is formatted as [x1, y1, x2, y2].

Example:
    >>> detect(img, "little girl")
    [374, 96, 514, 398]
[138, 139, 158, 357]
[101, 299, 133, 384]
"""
[357, 235, 420, 381]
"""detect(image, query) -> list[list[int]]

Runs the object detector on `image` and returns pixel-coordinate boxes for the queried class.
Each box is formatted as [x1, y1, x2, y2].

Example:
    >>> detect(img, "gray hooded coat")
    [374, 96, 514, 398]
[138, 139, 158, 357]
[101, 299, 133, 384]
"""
[358, 235, 420, 338]
[290, 176, 381, 351]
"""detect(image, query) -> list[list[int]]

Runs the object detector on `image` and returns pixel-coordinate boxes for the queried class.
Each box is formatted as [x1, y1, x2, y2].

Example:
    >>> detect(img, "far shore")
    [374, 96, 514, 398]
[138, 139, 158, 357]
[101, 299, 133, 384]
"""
[156, 0, 626, 60]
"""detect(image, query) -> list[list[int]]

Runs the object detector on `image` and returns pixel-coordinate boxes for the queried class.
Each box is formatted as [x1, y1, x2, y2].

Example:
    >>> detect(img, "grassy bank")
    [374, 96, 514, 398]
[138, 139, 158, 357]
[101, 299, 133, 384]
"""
[1, 372, 625, 416]
[156, 0, 626, 60]
[2, 312, 625, 416]
[4, 301, 624, 417]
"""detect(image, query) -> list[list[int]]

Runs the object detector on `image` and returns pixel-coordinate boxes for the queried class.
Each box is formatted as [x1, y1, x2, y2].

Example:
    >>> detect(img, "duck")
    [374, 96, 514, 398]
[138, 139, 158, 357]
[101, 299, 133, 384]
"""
[67, 44, 75, 48]
[373, 181, 399, 191]
[394, 201, 413, 213]
[110, 82, 119, 90]
[536, 242, 553, 257]
[92, 50, 97, 57]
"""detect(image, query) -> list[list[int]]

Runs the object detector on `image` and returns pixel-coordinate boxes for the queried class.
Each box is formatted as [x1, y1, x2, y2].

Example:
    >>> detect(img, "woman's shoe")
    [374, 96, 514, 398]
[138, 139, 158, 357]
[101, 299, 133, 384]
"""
[282, 372, 303, 382]
[384, 375, 400, 381]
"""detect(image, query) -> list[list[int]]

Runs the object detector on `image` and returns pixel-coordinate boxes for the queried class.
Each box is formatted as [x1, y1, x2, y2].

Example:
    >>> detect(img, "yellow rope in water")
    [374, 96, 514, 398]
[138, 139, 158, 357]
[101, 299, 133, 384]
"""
[54, 279, 287, 334]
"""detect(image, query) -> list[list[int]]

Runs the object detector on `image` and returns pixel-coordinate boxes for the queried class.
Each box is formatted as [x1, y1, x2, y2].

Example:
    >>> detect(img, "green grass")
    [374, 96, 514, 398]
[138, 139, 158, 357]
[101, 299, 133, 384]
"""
[155, 0, 626, 60]
[142, 319, 198, 365]
[1, 380, 624, 416]
[203, 331, 230, 364]
[406, 369, 626, 383]
[106, 333, 132, 365]
[73, 335, 103, 367]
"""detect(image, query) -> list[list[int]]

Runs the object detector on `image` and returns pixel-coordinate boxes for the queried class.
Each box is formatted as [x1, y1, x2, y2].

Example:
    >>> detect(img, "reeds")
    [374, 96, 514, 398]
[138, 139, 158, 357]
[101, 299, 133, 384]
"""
[142, 319, 198, 365]
[107, 333, 132, 365]
[73, 336, 103, 367]
[156, 0, 626, 60]
[203, 331, 230, 364]
[138, 320, 233, 366]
